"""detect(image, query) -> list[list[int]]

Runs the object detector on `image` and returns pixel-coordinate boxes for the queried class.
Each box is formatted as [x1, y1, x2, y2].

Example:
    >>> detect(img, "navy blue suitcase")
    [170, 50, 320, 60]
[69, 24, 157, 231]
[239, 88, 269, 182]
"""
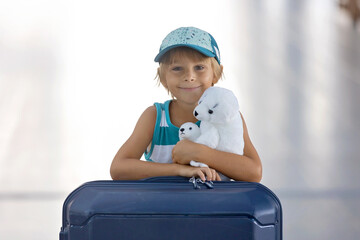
[60, 177, 282, 240]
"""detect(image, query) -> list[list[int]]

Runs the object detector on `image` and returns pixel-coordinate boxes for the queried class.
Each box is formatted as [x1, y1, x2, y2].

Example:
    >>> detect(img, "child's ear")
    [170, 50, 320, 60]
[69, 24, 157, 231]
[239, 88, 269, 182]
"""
[158, 67, 168, 88]
[212, 64, 223, 86]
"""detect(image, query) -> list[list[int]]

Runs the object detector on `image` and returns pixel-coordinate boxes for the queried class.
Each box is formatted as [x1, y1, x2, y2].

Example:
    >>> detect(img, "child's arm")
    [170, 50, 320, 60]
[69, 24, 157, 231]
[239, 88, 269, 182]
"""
[172, 114, 262, 182]
[110, 106, 221, 181]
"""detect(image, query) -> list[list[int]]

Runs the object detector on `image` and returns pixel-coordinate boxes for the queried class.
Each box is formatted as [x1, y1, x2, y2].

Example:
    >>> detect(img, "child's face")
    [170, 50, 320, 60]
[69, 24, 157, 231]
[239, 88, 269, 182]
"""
[161, 54, 218, 105]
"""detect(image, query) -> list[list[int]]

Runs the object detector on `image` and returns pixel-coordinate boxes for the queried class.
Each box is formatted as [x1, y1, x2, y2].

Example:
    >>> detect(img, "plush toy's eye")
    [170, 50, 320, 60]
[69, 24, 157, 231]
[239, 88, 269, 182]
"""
[213, 103, 218, 108]
[189, 127, 192, 130]
[198, 101, 202, 104]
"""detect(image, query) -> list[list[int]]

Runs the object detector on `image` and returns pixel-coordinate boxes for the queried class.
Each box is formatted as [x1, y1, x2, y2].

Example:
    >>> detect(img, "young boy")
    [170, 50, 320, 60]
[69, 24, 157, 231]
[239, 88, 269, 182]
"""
[110, 27, 262, 182]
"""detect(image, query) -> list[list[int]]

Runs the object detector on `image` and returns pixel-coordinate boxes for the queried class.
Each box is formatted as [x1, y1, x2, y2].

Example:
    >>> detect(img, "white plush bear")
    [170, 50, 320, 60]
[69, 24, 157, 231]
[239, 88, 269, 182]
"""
[178, 122, 209, 168]
[179, 87, 244, 181]
[194, 86, 244, 156]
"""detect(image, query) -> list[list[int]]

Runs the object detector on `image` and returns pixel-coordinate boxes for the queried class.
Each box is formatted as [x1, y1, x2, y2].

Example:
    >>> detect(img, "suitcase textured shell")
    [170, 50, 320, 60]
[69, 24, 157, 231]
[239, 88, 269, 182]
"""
[60, 177, 282, 240]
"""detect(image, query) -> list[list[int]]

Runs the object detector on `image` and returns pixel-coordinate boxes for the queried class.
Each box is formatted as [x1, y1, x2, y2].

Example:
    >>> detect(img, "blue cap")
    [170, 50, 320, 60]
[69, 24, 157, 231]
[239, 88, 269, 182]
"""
[154, 27, 221, 64]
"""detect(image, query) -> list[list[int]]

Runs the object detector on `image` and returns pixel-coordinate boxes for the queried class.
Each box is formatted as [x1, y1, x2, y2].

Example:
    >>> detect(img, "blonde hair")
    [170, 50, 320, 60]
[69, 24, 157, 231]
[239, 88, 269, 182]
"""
[155, 47, 223, 97]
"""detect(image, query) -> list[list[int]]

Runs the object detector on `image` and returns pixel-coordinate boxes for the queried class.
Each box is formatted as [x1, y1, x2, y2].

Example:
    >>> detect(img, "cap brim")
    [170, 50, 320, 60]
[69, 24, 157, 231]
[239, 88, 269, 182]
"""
[154, 44, 216, 63]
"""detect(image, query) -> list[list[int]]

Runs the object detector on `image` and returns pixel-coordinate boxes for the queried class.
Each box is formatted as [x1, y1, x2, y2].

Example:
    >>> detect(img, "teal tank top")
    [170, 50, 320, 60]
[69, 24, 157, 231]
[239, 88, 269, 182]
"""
[145, 100, 200, 163]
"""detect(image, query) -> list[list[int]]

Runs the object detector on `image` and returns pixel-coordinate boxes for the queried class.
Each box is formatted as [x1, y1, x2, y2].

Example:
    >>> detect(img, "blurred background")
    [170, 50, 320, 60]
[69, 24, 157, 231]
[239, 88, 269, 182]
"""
[0, 0, 359, 239]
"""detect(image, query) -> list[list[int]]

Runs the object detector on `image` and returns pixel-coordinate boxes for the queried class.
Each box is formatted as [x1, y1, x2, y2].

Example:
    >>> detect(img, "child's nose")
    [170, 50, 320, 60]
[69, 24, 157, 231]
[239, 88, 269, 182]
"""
[184, 69, 195, 82]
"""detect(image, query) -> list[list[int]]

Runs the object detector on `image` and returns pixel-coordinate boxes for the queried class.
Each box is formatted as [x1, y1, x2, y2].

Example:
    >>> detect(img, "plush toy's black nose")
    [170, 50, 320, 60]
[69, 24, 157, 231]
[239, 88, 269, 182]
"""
[208, 109, 213, 114]
[194, 111, 198, 117]
[180, 128, 185, 132]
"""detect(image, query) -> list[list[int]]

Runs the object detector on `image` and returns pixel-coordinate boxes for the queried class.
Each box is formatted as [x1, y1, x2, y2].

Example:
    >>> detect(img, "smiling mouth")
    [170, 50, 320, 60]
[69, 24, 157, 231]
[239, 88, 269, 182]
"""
[179, 86, 201, 91]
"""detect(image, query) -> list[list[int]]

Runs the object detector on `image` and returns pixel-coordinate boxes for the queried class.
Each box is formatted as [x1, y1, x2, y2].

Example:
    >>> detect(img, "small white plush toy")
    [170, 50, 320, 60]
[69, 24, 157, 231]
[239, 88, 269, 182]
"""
[180, 87, 244, 181]
[178, 122, 209, 168]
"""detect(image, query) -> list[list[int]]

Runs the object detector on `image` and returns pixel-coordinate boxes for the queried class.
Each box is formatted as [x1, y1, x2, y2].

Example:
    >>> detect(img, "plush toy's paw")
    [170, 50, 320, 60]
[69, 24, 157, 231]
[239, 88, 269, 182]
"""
[190, 160, 200, 167]
[198, 162, 209, 168]
[190, 160, 209, 168]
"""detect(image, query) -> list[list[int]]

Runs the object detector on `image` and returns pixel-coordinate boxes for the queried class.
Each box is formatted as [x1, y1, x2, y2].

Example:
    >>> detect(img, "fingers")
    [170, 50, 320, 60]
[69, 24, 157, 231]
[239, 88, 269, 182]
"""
[194, 168, 209, 182]
[181, 164, 221, 182]
[202, 167, 213, 181]
[196, 169, 206, 182]
[210, 169, 217, 181]
[197, 167, 218, 181]
[215, 172, 222, 181]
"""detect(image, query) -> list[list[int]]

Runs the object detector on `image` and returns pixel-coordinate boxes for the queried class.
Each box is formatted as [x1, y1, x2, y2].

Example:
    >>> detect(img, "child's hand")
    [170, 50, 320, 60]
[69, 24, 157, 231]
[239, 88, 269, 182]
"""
[176, 164, 221, 182]
[172, 139, 203, 165]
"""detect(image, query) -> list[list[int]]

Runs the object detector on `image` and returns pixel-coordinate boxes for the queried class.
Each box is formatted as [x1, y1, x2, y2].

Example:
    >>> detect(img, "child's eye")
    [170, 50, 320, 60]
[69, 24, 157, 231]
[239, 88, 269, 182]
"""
[195, 65, 205, 70]
[172, 67, 182, 71]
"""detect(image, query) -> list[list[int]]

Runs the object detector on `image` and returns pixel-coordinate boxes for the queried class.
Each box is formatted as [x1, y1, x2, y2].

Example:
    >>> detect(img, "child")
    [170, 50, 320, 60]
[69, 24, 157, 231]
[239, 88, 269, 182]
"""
[110, 27, 262, 182]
